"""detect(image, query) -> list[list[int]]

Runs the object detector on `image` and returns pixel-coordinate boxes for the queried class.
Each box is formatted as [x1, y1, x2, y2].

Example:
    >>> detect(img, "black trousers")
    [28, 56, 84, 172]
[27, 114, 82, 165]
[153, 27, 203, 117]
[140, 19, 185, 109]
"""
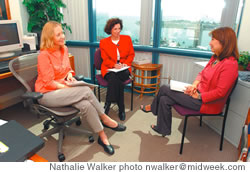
[104, 69, 130, 112]
[151, 85, 202, 136]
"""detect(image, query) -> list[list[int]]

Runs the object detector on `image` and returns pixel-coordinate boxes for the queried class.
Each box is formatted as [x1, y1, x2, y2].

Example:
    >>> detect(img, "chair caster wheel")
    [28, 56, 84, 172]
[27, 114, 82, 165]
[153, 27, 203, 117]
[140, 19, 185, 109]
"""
[89, 136, 94, 143]
[76, 120, 81, 126]
[43, 120, 50, 130]
[58, 153, 65, 162]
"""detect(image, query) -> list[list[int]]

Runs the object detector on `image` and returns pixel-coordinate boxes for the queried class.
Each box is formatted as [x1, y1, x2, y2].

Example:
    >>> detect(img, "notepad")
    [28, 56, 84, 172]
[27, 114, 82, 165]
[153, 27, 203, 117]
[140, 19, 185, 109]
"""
[107, 66, 130, 73]
[170, 80, 191, 92]
[65, 80, 98, 88]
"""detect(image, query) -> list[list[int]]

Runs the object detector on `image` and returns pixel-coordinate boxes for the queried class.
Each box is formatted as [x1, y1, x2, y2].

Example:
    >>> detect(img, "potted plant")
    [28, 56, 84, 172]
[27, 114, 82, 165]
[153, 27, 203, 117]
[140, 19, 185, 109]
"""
[22, 0, 71, 48]
[238, 51, 250, 71]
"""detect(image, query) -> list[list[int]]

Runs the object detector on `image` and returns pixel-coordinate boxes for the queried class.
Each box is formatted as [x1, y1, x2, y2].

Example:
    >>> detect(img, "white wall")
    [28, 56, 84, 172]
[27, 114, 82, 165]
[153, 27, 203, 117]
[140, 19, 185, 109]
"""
[238, 0, 250, 52]
[8, 0, 29, 36]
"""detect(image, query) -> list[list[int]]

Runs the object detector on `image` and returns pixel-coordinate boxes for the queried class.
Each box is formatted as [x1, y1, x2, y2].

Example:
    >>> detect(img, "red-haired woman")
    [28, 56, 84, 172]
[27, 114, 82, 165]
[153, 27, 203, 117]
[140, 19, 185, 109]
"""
[141, 27, 239, 136]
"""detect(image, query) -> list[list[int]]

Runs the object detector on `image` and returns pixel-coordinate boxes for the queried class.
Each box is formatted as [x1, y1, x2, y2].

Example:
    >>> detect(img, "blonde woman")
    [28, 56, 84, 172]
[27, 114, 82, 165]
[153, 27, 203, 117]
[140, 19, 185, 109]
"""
[35, 21, 126, 155]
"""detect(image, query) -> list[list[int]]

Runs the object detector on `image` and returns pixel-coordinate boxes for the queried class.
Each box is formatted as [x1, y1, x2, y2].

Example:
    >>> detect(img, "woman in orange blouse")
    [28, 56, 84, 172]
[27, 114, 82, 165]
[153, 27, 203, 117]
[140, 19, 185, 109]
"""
[100, 18, 135, 121]
[35, 21, 126, 155]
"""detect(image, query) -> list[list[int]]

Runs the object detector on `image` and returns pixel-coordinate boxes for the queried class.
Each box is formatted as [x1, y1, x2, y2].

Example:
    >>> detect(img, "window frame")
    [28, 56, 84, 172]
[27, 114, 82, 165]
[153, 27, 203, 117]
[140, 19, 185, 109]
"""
[65, 0, 244, 81]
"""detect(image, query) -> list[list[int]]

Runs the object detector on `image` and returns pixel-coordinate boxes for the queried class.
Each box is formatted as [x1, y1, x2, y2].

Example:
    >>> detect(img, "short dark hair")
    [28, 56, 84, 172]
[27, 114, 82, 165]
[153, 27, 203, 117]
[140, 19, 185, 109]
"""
[104, 18, 123, 35]
[209, 27, 239, 60]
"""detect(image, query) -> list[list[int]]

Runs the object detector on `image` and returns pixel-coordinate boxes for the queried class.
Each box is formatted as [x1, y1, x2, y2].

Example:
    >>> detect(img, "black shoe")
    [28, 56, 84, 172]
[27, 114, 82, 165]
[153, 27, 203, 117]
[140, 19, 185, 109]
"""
[119, 111, 126, 121]
[104, 102, 111, 115]
[102, 122, 126, 132]
[98, 137, 114, 155]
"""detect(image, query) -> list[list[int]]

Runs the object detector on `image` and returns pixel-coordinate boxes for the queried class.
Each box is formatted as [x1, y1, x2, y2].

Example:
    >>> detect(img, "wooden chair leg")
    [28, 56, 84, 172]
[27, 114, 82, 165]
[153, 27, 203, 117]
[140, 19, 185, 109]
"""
[180, 116, 188, 154]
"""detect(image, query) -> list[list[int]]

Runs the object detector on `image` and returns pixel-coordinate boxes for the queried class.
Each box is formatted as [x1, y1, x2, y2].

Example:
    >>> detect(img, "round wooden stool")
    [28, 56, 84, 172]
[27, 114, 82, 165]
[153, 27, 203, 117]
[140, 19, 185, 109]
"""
[132, 63, 162, 98]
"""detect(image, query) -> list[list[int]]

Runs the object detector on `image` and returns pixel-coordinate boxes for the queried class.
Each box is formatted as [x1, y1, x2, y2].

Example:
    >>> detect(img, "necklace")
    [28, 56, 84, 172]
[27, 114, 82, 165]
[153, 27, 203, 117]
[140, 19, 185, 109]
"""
[212, 59, 219, 65]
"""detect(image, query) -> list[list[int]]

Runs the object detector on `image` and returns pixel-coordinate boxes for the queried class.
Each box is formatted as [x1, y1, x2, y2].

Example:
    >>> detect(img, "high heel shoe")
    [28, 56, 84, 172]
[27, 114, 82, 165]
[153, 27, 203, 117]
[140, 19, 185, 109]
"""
[97, 137, 114, 155]
[102, 122, 126, 132]
[104, 102, 111, 115]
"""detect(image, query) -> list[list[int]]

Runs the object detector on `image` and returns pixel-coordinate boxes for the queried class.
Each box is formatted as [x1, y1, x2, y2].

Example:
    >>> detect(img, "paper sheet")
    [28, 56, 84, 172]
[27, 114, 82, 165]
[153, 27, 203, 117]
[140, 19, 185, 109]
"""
[65, 81, 98, 88]
[170, 80, 191, 92]
[107, 66, 130, 73]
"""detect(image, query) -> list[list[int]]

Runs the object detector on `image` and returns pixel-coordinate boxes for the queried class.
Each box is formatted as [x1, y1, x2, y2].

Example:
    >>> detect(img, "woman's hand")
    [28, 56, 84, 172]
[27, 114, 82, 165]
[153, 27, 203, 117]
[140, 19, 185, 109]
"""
[184, 86, 200, 99]
[184, 85, 197, 96]
[191, 91, 200, 99]
[66, 73, 76, 82]
[57, 83, 69, 89]
[122, 63, 127, 67]
[114, 63, 123, 69]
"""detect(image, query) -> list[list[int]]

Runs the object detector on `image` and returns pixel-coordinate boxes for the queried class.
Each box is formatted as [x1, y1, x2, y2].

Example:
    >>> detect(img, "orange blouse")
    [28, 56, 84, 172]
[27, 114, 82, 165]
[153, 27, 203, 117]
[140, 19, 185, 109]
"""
[35, 46, 75, 93]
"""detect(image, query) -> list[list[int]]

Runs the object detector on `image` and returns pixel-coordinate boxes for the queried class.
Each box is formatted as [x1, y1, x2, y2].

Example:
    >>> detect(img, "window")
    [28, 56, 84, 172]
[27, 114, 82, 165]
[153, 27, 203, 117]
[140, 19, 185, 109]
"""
[160, 0, 242, 51]
[95, 0, 155, 45]
[63, 0, 89, 41]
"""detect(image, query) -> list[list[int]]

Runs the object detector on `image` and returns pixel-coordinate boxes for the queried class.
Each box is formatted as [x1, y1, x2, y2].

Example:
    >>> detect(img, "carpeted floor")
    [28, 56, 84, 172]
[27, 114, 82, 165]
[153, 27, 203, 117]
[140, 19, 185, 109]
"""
[0, 92, 238, 162]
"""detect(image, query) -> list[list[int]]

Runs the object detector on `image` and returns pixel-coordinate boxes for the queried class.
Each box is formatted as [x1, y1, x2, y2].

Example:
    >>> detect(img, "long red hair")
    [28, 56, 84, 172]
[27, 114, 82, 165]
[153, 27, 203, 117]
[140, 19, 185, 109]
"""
[210, 27, 239, 60]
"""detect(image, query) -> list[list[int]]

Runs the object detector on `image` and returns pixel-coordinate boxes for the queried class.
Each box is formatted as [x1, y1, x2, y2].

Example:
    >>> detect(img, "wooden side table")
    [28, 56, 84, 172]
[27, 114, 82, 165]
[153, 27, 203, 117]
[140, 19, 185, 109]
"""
[132, 63, 162, 98]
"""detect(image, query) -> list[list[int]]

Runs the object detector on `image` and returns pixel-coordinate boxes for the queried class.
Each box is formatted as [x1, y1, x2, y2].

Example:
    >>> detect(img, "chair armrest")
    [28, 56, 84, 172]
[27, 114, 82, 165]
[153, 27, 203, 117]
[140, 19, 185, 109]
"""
[74, 75, 84, 81]
[21, 92, 43, 100]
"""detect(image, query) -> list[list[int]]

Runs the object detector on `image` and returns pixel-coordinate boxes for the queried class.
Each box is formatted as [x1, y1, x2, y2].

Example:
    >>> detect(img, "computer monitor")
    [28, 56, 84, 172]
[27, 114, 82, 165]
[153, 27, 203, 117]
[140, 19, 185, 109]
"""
[0, 20, 23, 58]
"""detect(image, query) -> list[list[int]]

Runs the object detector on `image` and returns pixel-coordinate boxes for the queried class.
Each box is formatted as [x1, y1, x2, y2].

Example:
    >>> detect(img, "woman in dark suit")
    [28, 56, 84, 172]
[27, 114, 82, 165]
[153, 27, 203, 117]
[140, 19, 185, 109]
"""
[100, 18, 135, 121]
[141, 27, 239, 136]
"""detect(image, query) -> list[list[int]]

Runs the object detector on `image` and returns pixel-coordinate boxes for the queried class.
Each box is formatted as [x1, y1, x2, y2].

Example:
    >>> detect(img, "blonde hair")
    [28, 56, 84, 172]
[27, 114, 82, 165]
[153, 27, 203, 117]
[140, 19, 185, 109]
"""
[40, 21, 62, 50]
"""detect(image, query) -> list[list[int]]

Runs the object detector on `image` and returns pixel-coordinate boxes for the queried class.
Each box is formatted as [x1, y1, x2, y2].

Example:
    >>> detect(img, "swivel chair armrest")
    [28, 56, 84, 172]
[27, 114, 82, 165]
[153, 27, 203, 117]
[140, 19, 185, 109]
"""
[74, 75, 84, 81]
[21, 92, 43, 100]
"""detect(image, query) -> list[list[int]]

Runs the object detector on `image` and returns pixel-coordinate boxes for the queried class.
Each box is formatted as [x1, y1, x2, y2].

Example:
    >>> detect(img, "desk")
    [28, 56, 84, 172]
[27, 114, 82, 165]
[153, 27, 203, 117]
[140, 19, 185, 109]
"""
[0, 56, 18, 79]
[132, 63, 162, 98]
[0, 120, 44, 161]
[0, 55, 75, 110]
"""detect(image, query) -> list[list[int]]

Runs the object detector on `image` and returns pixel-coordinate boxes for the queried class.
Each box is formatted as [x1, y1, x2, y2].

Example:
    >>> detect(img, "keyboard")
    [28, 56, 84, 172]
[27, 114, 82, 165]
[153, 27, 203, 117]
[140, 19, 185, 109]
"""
[16, 50, 38, 56]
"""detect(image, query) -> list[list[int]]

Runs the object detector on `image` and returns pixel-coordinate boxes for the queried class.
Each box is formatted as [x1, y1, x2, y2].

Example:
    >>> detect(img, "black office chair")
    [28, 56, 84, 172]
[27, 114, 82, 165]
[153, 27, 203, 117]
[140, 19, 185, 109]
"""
[93, 48, 134, 111]
[9, 53, 94, 162]
[173, 78, 238, 154]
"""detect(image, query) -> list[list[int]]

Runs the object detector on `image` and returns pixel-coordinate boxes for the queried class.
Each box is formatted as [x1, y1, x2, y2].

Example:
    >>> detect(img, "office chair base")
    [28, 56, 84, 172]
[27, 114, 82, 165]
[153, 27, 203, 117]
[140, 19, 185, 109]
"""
[89, 136, 95, 143]
[58, 153, 65, 162]
[39, 120, 94, 162]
